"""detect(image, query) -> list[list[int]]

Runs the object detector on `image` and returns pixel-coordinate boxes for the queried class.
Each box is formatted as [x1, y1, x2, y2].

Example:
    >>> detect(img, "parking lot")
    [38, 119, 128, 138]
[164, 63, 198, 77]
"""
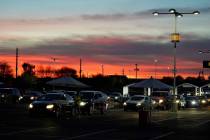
[1, 103, 210, 140]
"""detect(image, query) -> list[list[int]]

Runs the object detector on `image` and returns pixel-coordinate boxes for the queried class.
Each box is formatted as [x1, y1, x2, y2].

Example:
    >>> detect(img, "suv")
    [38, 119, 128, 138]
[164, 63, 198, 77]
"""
[0, 88, 22, 104]
[79, 90, 108, 115]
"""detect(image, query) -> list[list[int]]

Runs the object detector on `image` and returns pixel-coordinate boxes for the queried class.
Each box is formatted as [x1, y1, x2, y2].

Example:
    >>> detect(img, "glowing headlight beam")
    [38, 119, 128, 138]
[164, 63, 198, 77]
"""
[46, 104, 54, 109]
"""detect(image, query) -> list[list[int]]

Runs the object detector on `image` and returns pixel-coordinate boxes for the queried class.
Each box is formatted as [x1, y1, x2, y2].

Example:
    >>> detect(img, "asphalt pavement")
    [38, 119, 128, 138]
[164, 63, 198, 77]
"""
[0, 103, 210, 140]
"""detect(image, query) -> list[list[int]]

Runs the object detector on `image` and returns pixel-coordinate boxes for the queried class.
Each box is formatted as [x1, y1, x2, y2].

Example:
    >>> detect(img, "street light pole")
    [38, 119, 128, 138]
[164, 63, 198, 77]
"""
[153, 9, 200, 112]
[154, 59, 158, 79]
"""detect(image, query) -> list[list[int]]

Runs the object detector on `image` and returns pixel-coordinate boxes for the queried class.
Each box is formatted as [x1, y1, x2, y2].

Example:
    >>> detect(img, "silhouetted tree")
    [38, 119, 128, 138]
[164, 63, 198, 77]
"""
[22, 63, 35, 76]
[21, 63, 36, 89]
[55, 67, 77, 78]
[0, 62, 13, 79]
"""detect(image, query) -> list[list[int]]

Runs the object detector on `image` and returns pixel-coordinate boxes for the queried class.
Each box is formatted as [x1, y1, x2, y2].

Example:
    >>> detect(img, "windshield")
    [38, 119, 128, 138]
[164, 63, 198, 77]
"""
[0, 89, 13, 94]
[186, 96, 198, 100]
[79, 92, 94, 99]
[37, 94, 65, 101]
[130, 96, 144, 101]
[151, 92, 169, 97]
[110, 93, 121, 96]
[205, 94, 210, 98]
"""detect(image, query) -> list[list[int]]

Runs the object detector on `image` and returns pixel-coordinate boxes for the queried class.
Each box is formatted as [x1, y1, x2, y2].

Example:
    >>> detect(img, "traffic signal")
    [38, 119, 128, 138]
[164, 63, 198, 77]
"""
[203, 61, 210, 68]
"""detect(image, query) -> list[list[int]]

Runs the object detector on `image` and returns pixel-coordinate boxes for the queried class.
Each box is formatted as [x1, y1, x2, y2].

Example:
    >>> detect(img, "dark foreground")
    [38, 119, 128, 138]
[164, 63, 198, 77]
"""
[0, 104, 210, 140]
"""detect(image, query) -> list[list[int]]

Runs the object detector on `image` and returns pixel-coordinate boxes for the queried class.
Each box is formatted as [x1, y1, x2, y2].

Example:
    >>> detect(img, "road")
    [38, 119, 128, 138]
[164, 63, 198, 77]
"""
[0, 104, 210, 140]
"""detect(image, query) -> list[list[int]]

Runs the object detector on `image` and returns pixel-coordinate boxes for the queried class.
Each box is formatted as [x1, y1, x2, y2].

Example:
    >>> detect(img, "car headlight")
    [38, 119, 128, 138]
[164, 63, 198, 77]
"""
[123, 102, 127, 106]
[114, 96, 119, 100]
[79, 101, 86, 106]
[46, 104, 54, 109]
[29, 103, 33, 109]
[19, 96, 23, 100]
[30, 96, 35, 100]
[191, 100, 196, 105]
[159, 99, 163, 104]
[201, 100, 206, 104]
[136, 102, 141, 107]
[152, 100, 156, 104]
[176, 100, 180, 103]
[1, 94, 5, 98]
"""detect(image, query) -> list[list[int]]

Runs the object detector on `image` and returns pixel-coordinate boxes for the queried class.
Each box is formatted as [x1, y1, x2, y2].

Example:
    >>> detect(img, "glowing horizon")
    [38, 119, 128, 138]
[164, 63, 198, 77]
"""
[0, 0, 210, 79]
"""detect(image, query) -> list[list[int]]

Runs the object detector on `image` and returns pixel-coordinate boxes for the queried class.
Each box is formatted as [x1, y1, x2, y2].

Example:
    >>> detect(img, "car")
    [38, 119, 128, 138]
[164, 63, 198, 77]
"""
[183, 96, 199, 108]
[151, 91, 170, 110]
[205, 94, 210, 104]
[79, 90, 109, 115]
[123, 95, 154, 111]
[0, 88, 22, 104]
[108, 92, 123, 103]
[65, 91, 77, 99]
[197, 95, 208, 107]
[19, 90, 44, 103]
[165, 95, 183, 110]
[28, 92, 74, 118]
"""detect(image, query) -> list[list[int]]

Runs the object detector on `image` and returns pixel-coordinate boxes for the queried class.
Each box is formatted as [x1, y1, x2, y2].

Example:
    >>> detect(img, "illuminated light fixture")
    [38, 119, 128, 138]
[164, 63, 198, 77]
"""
[169, 9, 176, 13]
[176, 100, 180, 103]
[193, 11, 200, 15]
[153, 12, 159, 16]
[79, 101, 86, 106]
[136, 102, 141, 106]
[123, 102, 127, 106]
[201, 100, 206, 104]
[177, 14, 183, 18]
[159, 99, 163, 104]
[171, 33, 180, 42]
[46, 104, 54, 109]
[30, 96, 35, 100]
[29, 103, 33, 109]
[191, 100, 196, 105]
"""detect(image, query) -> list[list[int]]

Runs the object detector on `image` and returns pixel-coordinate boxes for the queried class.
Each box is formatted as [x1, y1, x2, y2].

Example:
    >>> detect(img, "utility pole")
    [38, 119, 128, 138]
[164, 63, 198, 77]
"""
[122, 68, 125, 76]
[16, 48, 19, 79]
[134, 64, 139, 79]
[101, 64, 104, 76]
[79, 58, 82, 78]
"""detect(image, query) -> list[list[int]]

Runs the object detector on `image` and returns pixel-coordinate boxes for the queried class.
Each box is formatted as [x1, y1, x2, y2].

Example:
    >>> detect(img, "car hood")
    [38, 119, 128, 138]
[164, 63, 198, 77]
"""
[126, 100, 144, 104]
[32, 100, 60, 104]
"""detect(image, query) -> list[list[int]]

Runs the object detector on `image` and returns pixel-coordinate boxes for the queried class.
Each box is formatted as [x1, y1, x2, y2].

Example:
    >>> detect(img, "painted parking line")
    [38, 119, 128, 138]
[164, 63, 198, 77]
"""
[0, 126, 56, 136]
[191, 120, 210, 128]
[60, 129, 118, 140]
[153, 117, 183, 123]
[149, 131, 175, 140]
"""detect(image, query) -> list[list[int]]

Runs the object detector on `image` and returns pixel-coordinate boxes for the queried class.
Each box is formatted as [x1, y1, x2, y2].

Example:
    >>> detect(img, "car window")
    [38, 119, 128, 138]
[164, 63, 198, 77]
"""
[65, 94, 73, 101]
[130, 96, 144, 101]
[94, 94, 102, 99]
[37, 94, 66, 101]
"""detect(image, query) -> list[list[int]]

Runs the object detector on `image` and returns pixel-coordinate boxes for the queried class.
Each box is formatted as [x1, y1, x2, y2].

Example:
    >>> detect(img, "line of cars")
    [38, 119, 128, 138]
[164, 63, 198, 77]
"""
[28, 90, 109, 118]
[0, 88, 110, 118]
[122, 92, 210, 112]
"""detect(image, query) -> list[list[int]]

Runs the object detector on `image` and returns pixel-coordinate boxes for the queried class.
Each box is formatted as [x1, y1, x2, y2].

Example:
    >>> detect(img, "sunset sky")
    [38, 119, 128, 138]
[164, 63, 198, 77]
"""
[0, 0, 210, 78]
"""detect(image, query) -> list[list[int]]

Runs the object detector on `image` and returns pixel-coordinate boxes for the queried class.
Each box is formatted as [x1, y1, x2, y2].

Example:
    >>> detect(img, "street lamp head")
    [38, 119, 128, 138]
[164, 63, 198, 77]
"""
[169, 9, 176, 13]
[177, 13, 183, 18]
[193, 11, 200, 15]
[153, 12, 159, 16]
[198, 50, 203, 54]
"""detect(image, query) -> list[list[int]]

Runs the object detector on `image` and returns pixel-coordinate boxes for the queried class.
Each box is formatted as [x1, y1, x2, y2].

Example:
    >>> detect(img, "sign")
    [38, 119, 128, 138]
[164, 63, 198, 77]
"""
[203, 61, 210, 68]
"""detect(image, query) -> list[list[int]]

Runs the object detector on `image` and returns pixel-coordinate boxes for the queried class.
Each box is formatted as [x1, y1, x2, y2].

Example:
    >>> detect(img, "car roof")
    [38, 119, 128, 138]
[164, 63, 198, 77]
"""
[46, 92, 65, 95]
[132, 95, 146, 97]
